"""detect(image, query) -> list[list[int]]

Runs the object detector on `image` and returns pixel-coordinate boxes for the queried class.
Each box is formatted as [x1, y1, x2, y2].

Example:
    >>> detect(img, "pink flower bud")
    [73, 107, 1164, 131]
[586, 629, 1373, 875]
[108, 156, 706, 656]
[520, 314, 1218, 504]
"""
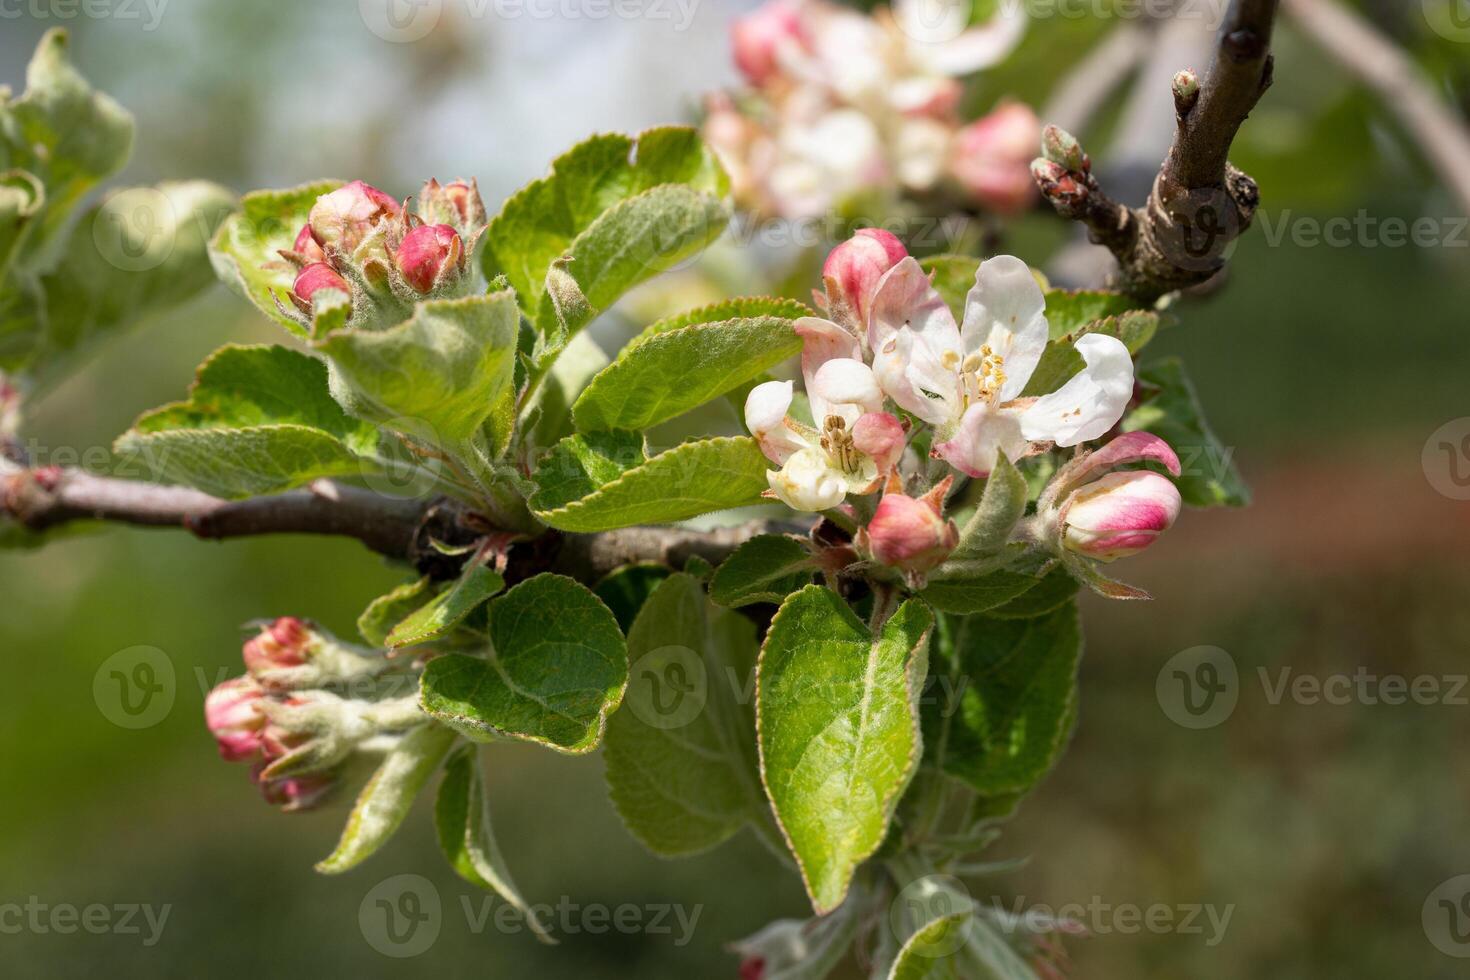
[952, 102, 1041, 215]
[252, 763, 335, 813]
[243, 617, 313, 675]
[396, 223, 464, 292]
[732, 1, 807, 86]
[308, 180, 401, 252]
[0, 377, 19, 437]
[292, 262, 350, 305]
[863, 476, 959, 576]
[851, 411, 906, 474]
[822, 228, 908, 327]
[419, 178, 486, 234]
[292, 223, 326, 264]
[739, 957, 766, 980]
[1061, 470, 1181, 562]
[205, 677, 266, 762]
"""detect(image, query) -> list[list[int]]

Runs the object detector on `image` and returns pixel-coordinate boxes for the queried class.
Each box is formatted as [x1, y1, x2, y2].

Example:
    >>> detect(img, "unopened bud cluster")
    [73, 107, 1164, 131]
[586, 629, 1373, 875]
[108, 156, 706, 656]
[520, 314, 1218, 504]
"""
[276, 177, 487, 331]
[204, 617, 425, 811]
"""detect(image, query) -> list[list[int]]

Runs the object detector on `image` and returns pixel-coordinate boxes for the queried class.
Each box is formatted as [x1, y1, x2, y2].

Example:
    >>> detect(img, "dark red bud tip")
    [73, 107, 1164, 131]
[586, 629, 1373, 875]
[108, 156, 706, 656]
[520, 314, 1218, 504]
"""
[293, 263, 350, 304]
[397, 223, 463, 292]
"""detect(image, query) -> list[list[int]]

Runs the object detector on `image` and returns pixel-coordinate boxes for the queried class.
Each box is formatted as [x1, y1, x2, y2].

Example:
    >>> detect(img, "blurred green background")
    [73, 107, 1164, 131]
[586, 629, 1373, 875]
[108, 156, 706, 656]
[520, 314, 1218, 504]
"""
[3, 2, 1469, 977]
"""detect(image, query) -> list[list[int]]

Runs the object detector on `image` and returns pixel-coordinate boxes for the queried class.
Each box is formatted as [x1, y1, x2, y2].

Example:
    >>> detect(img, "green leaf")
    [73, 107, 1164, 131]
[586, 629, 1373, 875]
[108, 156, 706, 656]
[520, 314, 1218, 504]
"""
[758, 586, 935, 913]
[530, 435, 771, 532]
[927, 603, 1081, 797]
[358, 577, 432, 646]
[625, 296, 814, 350]
[603, 573, 767, 856]
[316, 291, 519, 445]
[484, 128, 729, 344]
[888, 913, 1038, 980]
[985, 567, 1078, 619]
[0, 29, 134, 263]
[386, 564, 505, 649]
[710, 534, 818, 608]
[208, 180, 341, 335]
[948, 455, 1026, 563]
[114, 344, 382, 498]
[521, 330, 609, 452]
[1042, 288, 1140, 339]
[436, 746, 553, 943]
[1124, 356, 1250, 507]
[419, 574, 628, 754]
[572, 316, 801, 432]
[316, 722, 457, 874]
[921, 571, 1040, 616]
[593, 563, 672, 633]
[1022, 310, 1158, 398]
[920, 254, 978, 323]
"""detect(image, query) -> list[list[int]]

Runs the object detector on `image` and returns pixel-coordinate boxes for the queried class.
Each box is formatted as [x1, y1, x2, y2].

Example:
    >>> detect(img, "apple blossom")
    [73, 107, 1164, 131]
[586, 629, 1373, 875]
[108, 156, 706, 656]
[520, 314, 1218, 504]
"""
[952, 102, 1041, 214]
[1061, 469, 1182, 561]
[868, 254, 1134, 477]
[396, 223, 464, 292]
[821, 227, 908, 329]
[307, 179, 400, 252]
[291, 223, 327, 264]
[292, 262, 350, 307]
[205, 676, 267, 762]
[418, 177, 486, 236]
[732, 0, 808, 87]
[253, 765, 335, 813]
[859, 474, 959, 581]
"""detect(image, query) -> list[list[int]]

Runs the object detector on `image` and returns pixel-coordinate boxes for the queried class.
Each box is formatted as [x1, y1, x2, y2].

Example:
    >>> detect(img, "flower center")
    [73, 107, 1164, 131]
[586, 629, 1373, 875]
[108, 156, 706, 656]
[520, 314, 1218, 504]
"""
[818, 415, 863, 474]
[959, 345, 1006, 409]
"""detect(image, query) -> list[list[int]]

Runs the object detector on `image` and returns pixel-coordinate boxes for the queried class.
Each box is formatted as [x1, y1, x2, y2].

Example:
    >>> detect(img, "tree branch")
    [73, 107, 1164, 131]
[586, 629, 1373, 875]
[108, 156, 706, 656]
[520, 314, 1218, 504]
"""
[1033, 0, 1279, 302]
[2, 466, 796, 584]
[1284, 0, 1470, 218]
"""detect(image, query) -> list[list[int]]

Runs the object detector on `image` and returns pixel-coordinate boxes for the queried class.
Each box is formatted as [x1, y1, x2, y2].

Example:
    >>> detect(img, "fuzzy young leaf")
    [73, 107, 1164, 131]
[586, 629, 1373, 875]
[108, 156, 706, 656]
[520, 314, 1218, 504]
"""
[386, 564, 505, 649]
[358, 577, 432, 646]
[316, 291, 519, 445]
[603, 573, 767, 856]
[709, 535, 818, 608]
[530, 435, 770, 532]
[316, 722, 457, 874]
[926, 603, 1081, 797]
[758, 586, 934, 914]
[948, 455, 1027, 563]
[484, 128, 729, 345]
[573, 316, 801, 432]
[115, 344, 382, 498]
[1124, 357, 1250, 507]
[625, 296, 814, 350]
[985, 567, 1078, 619]
[436, 746, 553, 942]
[419, 574, 627, 754]
[208, 180, 341, 335]
[921, 570, 1041, 616]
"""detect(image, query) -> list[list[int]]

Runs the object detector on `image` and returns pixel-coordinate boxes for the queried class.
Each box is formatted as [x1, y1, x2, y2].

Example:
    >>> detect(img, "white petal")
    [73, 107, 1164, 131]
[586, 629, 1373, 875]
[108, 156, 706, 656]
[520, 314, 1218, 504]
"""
[768, 448, 848, 512]
[868, 256, 961, 358]
[745, 380, 805, 464]
[794, 316, 862, 404]
[961, 255, 1048, 401]
[1020, 333, 1134, 447]
[933, 402, 1028, 478]
[810, 358, 883, 424]
[912, 4, 1029, 76]
[873, 327, 951, 424]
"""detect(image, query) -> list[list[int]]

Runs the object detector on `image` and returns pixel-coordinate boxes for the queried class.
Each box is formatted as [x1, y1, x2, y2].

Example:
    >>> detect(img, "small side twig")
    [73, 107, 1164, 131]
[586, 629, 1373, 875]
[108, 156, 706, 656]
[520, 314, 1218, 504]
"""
[1032, 0, 1279, 302]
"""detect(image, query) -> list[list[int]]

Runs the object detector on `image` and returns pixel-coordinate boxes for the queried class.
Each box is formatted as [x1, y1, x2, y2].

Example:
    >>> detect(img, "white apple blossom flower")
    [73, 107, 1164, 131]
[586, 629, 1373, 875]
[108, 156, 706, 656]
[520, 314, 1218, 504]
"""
[868, 254, 1135, 477]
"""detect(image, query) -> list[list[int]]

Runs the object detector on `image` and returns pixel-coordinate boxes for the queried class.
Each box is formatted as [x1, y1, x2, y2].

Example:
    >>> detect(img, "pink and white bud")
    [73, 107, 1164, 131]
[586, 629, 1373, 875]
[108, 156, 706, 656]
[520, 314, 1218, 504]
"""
[732, 1, 807, 87]
[851, 412, 906, 474]
[243, 617, 313, 675]
[419, 178, 487, 236]
[291, 223, 326, 264]
[308, 180, 400, 252]
[204, 677, 266, 762]
[293, 263, 350, 306]
[1061, 470, 1181, 562]
[862, 475, 958, 577]
[822, 228, 908, 328]
[0, 376, 20, 438]
[396, 223, 464, 292]
[952, 102, 1041, 215]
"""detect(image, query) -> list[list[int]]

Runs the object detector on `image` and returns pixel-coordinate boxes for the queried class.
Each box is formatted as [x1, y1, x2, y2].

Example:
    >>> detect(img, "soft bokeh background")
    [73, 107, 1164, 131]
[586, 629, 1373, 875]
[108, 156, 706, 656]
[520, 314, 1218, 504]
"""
[3, 1, 1468, 976]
